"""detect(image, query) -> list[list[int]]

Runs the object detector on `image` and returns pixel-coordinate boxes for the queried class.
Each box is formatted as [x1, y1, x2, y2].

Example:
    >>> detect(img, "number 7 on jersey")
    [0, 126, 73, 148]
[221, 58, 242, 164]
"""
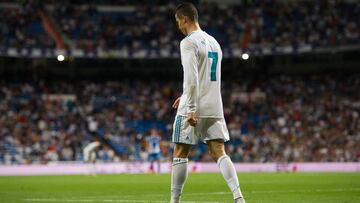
[208, 51, 218, 81]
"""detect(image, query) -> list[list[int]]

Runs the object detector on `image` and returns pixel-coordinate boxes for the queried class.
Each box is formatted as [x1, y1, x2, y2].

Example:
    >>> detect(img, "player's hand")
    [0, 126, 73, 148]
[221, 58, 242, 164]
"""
[172, 97, 181, 109]
[186, 112, 198, 127]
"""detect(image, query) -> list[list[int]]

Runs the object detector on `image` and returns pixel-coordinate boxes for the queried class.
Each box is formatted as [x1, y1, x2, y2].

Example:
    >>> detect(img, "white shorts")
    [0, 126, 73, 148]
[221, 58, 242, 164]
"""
[172, 114, 230, 145]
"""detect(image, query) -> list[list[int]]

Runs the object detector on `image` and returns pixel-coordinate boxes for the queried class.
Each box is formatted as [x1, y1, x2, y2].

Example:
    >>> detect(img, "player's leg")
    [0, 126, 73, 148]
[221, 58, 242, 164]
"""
[83, 147, 90, 163]
[156, 160, 160, 173]
[171, 114, 197, 203]
[148, 154, 154, 173]
[156, 154, 161, 173]
[89, 151, 97, 176]
[170, 143, 191, 203]
[207, 140, 245, 203]
[150, 161, 155, 173]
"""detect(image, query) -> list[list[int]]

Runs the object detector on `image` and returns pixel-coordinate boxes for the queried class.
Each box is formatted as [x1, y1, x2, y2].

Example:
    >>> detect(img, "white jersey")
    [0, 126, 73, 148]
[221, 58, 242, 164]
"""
[83, 141, 100, 162]
[177, 30, 224, 118]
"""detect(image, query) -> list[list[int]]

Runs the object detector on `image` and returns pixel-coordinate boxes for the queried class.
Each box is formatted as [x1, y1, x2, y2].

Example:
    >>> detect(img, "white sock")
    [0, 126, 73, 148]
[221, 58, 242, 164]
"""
[217, 155, 243, 199]
[170, 158, 188, 203]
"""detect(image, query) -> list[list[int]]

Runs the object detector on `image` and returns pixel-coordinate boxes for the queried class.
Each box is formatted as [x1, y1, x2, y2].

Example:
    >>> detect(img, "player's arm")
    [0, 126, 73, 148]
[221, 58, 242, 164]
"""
[180, 39, 198, 126]
[172, 97, 181, 109]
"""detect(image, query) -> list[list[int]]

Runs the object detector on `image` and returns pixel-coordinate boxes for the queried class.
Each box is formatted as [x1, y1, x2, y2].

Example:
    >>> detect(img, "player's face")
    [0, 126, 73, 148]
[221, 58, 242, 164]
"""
[175, 14, 187, 35]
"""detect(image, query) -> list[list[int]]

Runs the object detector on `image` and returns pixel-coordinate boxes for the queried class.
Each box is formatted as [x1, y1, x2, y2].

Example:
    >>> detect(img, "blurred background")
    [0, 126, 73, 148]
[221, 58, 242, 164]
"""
[0, 0, 359, 166]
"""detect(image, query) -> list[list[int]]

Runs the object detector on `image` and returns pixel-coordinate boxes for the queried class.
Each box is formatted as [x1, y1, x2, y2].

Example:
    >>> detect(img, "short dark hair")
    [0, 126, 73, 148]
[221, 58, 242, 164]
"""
[175, 2, 198, 22]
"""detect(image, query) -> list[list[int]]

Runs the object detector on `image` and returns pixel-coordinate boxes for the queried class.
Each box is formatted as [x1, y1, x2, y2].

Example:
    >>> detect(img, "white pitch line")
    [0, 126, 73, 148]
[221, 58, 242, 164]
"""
[248, 187, 360, 194]
[24, 199, 224, 203]
[63, 187, 360, 199]
[23, 188, 360, 203]
[73, 192, 229, 199]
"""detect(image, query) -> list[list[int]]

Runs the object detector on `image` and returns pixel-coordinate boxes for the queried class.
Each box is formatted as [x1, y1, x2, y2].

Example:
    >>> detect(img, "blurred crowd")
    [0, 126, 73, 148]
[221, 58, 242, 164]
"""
[0, 0, 177, 6]
[0, 7, 55, 49]
[0, 74, 359, 165]
[0, 0, 359, 53]
[247, 0, 360, 49]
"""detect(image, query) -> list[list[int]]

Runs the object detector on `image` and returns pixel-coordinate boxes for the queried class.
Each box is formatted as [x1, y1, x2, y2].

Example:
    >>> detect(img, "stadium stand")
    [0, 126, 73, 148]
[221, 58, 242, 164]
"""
[0, 75, 359, 164]
[0, 0, 359, 56]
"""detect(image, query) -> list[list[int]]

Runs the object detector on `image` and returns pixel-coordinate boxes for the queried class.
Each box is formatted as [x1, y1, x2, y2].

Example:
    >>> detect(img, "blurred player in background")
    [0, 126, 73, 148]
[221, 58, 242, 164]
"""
[83, 140, 101, 163]
[170, 3, 245, 203]
[83, 116, 100, 175]
[146, 129, 162, 174]
[83, 140, 101, 175]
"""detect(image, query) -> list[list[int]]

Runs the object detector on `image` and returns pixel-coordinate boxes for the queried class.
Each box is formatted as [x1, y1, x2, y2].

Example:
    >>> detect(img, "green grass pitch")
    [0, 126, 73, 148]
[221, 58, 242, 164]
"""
[0, 173, 359, 203]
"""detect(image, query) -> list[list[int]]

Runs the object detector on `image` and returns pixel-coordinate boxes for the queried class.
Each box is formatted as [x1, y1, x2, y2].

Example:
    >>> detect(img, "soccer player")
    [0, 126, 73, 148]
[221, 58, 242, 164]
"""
[146, 129, 162, 173]
[170, 3, 246, 203]
[83, 140, 100, 175]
